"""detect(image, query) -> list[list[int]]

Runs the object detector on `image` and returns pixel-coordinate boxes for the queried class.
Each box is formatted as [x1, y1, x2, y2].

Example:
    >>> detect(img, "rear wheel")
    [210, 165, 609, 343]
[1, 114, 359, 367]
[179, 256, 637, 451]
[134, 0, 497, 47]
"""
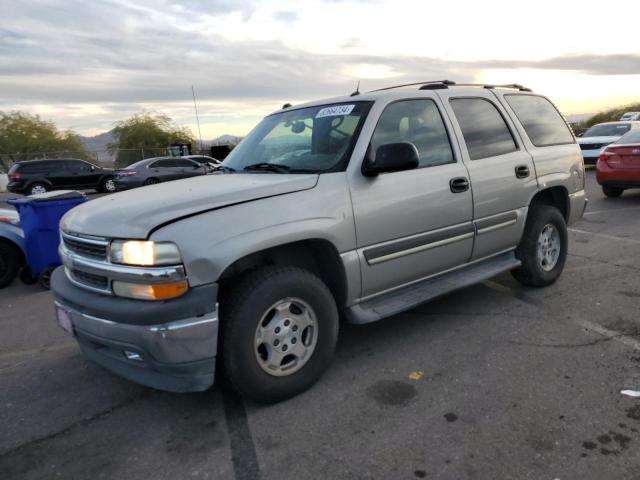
[0, 242, 20, 288]
[143, 178, 159, 186]
[511, 205, 568, 287]
[28, 183, 48, 195]
[602, 185, 623, 198]
[221, 266, 339, 403]
[99, 177, 116, 193]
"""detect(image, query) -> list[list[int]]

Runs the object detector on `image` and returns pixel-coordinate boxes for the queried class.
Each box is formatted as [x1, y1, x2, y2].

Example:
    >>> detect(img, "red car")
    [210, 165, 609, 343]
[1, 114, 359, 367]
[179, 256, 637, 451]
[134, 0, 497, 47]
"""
[596, 129, 640, 197]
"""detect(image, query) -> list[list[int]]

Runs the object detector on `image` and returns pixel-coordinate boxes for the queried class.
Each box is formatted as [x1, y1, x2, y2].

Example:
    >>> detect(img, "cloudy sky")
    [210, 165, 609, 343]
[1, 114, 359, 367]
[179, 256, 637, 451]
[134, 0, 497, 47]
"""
[1, 0, 639, 139]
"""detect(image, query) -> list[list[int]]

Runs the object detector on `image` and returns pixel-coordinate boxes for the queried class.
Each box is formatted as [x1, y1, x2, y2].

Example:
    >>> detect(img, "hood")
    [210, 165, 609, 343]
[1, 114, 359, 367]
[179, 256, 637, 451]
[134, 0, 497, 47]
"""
[578, 135, 621, 144]
[62, 173, 319, 238]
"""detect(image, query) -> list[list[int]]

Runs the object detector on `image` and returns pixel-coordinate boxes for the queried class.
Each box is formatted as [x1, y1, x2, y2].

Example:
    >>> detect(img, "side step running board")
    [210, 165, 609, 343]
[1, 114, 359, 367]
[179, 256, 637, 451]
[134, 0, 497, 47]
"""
[345, 251, 521, 324]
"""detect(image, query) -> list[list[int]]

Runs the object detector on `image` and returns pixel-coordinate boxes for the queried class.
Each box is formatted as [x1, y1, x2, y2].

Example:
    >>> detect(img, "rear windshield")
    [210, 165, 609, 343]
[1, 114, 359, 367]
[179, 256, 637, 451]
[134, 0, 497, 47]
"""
[504, 94, 574, 147]
[583, 123, 631, 137]
[614, 129, 640, 144]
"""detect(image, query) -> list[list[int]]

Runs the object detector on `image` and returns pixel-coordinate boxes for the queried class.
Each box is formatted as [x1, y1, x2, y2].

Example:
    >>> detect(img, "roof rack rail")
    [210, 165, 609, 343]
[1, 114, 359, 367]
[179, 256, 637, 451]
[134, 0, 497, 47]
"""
[455, 83, 532, 92]
[370, 80, 456, 92]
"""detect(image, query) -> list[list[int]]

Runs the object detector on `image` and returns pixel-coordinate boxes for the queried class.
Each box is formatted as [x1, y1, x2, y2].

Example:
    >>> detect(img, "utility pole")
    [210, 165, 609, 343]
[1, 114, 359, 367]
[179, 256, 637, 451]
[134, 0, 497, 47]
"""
[192, 85, 204, 153]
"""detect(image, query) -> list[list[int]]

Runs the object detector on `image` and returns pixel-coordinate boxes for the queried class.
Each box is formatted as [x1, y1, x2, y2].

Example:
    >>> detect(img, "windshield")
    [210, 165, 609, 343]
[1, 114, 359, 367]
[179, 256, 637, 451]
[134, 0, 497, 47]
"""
[583, 123, 631, 137]
[222, 102, 372, 173]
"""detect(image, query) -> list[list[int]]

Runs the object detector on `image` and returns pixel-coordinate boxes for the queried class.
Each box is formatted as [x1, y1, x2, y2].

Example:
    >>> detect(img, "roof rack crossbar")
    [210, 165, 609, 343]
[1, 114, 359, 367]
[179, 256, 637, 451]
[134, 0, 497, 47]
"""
[369, 80, 456, 92]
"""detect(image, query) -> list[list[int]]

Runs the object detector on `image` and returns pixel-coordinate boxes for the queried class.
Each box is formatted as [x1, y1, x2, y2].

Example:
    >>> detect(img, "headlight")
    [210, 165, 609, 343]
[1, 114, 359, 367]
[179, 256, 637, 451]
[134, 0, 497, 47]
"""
[109, 240, 182, 266]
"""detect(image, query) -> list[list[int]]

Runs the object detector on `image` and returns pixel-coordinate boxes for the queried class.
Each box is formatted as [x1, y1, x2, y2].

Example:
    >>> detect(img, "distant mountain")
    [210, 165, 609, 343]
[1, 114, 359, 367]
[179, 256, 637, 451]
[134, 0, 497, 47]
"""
[212, 134, 242, 146]
[79, 130, 116, 164]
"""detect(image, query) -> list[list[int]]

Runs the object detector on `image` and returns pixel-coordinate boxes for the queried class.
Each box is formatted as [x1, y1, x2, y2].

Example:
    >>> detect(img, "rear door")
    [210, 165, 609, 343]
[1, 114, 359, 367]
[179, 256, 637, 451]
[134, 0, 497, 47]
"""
[148, 159, 178, 181]
[349, 97, 474, 297]
[172, 158, 205, 178]
[437, 90, 537, 260]
[45, 160, 73, 188]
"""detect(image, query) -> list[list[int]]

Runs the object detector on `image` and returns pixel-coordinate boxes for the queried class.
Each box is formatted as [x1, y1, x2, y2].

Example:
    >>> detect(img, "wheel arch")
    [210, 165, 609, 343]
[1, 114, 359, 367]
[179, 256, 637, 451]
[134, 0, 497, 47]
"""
[528, 186, 569, 221]
[218, 238, 348, 309]
[0, 236, 26, 266]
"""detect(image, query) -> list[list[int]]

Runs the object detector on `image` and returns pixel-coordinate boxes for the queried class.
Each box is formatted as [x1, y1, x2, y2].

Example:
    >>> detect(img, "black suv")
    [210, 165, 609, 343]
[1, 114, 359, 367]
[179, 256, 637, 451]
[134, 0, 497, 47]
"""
[7, 159, 115, 195]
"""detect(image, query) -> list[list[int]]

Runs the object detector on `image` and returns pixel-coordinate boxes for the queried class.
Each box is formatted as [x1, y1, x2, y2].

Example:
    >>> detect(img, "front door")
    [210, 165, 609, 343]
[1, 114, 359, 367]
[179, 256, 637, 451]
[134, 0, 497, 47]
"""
[437, 90, 538, 260]
[349, 97, 474, 298]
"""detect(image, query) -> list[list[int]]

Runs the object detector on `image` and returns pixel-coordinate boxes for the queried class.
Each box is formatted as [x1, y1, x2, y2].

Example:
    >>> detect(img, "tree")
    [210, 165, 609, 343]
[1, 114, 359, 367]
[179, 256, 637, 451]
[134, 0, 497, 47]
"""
[574, 101, 640, 133]
[109, 112, 195, 167]
[0, 111, 89, 171]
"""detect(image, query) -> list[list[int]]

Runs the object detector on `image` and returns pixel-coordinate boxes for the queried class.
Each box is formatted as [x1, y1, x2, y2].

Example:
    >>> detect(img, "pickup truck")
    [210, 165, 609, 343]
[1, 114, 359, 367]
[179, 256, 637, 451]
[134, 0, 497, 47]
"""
[51, 81, 587, 403]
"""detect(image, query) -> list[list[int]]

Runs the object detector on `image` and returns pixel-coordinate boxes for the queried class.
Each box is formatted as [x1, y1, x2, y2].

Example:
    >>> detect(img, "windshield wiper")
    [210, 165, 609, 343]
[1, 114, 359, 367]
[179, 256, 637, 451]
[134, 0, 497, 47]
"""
[213, 165, 236, 173]
[243, 163, 291, 173]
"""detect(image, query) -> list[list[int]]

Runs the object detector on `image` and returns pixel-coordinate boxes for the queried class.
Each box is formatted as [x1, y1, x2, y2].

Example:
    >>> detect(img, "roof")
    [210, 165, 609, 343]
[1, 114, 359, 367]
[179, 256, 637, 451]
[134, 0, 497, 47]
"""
[269, 80, 536, 116]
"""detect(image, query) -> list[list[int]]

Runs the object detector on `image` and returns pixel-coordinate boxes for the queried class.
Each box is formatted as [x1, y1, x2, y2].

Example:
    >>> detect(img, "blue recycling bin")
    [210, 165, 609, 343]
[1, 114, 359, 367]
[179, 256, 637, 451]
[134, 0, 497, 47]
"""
[8, 191, 87, 284]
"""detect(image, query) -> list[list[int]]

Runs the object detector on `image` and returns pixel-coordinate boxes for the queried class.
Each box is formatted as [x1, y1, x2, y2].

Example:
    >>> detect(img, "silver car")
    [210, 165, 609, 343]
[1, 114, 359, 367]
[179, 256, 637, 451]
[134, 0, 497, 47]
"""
[51, 81, 587, 403]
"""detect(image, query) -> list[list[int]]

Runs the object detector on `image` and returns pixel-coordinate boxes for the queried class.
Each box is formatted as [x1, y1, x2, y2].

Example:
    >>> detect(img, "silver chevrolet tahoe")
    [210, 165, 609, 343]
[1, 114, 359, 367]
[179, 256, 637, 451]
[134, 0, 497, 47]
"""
[51, 80, 587, 403]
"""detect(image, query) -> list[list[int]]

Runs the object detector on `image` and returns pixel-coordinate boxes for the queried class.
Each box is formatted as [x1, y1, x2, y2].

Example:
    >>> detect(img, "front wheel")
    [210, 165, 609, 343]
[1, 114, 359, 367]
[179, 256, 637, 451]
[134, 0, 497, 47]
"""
[511, 205, 568, 287]
[0, 242, 20, 288]
[602, 185, 623, 198]
[221, 266, 339, 403]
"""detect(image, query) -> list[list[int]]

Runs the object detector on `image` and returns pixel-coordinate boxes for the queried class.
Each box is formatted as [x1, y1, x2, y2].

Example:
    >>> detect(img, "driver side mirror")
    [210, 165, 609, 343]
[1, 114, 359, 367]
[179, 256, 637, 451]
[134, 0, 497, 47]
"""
[90, 165, 96, 171]
[361, 142, 420, 177]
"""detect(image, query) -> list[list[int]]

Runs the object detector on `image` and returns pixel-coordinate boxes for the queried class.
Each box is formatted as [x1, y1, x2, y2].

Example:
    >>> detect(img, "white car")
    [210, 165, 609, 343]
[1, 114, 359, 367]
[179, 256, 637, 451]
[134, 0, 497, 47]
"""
[578, 121, 640, 165]
[620, 112, 640, 121]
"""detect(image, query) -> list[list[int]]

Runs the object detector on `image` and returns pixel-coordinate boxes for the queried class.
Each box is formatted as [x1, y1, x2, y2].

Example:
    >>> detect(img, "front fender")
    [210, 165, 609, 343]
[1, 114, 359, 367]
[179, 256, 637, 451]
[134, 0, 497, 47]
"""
[151, 173, 357, 286]
[0, 222, 26, 256]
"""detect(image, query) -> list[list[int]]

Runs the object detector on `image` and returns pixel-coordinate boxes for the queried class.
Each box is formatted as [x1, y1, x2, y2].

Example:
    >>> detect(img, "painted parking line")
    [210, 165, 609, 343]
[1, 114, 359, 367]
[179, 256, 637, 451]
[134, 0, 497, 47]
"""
[482, 281, 640, 352]
[569, 228, 640, 245]
[583, 205, 640, 216]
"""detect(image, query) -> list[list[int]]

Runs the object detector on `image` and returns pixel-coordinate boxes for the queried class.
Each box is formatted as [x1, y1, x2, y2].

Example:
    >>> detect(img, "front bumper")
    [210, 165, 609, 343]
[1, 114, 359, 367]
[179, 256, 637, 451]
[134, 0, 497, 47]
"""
[51, 267, 219, 392]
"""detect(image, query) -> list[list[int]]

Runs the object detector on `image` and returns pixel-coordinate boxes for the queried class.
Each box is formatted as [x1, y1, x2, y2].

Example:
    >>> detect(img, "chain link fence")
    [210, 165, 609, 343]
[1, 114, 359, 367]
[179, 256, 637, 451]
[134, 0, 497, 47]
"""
[0, 147, 174, 172]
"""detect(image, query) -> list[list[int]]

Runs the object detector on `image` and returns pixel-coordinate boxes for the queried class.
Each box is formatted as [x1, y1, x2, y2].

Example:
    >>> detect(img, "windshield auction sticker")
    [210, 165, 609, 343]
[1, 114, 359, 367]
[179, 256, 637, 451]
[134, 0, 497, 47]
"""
[316, 104, 355, 118]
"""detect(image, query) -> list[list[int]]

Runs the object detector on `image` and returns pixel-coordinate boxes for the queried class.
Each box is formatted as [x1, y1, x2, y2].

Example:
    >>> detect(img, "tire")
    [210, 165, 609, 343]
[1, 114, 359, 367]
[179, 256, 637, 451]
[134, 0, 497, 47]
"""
[0, 242, 20, 288]
[27, 182, 48, 195]
[602, 185, 623, 198]
[99, 177, 117, 193]
[221, 266, 339, 403]
[143, 178, 159, 186]
[19, 265, 38, 285]
[38, 267, 55, 290]
[511, 205, 568, 287]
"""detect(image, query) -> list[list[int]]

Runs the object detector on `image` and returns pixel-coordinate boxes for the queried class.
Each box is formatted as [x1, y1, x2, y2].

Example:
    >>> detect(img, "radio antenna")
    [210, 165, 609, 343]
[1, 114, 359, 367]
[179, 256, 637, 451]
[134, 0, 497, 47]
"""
[350, 80, 361, 97]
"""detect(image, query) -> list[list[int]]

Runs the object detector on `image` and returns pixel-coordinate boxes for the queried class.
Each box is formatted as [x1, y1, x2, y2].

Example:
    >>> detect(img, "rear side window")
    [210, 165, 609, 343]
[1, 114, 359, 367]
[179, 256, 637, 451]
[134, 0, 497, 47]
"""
[150, 159, 172, 168]
[505, 95, 574, 147]
[371, 99, 454, 168]
[65, 160, 92, 172]
[172, 159, 197, 167]
[15, 162, 45, 173]
[450, 98, 517, 160]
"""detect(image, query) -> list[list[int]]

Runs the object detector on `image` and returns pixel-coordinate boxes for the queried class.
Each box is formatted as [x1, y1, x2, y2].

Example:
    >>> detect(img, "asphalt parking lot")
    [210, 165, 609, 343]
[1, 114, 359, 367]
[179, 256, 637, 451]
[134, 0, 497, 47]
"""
[1, 170, 640, 480]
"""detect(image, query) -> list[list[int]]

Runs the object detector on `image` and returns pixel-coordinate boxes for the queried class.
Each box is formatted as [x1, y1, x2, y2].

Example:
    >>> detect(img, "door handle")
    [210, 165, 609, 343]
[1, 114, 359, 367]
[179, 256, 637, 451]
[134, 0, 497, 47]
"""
[449, 177, 469, 193]
[515, 165, 530, 179]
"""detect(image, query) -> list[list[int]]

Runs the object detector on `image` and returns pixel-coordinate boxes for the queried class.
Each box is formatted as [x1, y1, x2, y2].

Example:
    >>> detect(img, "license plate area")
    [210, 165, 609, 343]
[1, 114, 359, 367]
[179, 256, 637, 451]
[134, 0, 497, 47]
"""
[56, 306, 74, 335]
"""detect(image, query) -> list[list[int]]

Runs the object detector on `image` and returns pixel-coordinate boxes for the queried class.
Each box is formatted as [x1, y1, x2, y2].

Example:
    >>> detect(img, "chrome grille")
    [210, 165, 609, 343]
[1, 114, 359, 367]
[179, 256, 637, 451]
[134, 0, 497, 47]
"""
[62, 233, 108, 260]
[580, 143, 603, 151]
